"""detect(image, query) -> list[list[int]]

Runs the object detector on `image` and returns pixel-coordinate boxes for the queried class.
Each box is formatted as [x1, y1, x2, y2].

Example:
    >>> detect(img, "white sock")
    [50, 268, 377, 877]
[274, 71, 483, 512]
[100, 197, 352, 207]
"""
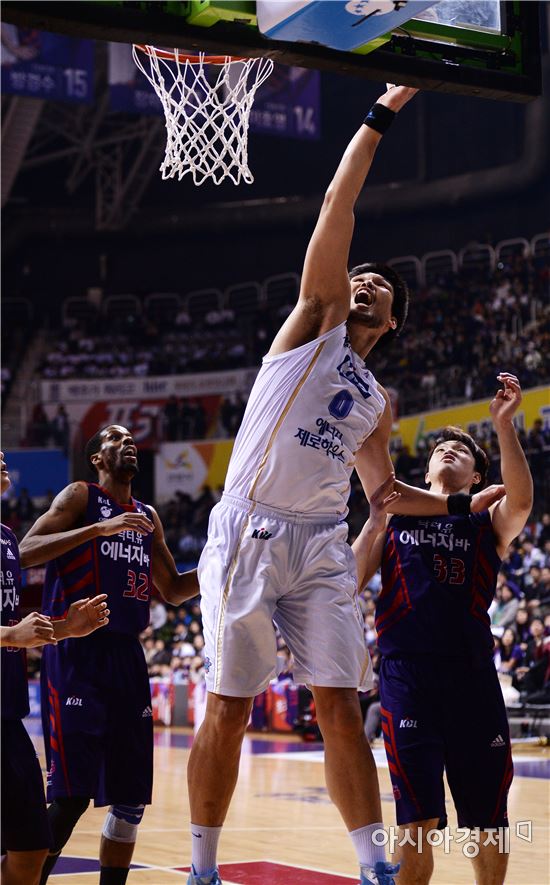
[190, 823, 222, 877]
[350, 822, 387, 869]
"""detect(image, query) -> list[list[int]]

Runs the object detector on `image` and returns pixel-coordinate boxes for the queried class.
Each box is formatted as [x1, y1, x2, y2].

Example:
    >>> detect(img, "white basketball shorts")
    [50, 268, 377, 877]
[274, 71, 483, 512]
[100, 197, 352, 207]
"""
[197, 493, 373, 697]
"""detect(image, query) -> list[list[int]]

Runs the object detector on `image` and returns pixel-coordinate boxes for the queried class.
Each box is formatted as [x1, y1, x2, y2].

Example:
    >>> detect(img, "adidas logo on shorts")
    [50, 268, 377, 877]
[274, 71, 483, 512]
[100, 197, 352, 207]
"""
[6, 547, 16, 559]
[490, 734, 506, 748]
[142, 705, 153, 718]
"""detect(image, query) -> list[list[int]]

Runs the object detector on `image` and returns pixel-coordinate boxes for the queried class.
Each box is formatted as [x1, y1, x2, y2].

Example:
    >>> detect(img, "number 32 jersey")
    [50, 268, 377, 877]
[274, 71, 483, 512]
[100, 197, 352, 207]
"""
[42, 483, 154, 636]
[376, 510, 501, 663]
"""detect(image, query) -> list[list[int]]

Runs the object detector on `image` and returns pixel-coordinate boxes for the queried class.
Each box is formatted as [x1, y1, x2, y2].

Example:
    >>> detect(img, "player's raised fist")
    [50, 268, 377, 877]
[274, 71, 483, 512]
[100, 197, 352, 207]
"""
[490, 373, 522, 427]
[97, 511, 154, 537]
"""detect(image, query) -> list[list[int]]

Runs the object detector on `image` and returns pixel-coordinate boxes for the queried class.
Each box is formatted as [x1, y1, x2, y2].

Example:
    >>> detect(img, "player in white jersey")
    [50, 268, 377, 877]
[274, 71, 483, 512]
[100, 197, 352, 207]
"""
[186, 85, 502, 885]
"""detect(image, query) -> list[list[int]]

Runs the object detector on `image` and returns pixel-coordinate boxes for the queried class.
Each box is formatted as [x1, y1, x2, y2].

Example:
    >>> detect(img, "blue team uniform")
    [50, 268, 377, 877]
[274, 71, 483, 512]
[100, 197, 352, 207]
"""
[40, 484, 154, 806]
[376, 511, 513, 829]
[1, 524, 51, 851]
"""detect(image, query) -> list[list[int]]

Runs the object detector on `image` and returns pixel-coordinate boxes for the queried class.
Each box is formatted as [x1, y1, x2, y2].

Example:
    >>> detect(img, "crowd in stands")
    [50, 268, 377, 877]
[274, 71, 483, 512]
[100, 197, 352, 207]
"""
[369, 252, 549, 415]
[24, 395, 246, 447]
[160, 394, 248, 442]
[24, 403, 70, 450]
[20, 249, 549, 425]
[37, 306, 249, 381]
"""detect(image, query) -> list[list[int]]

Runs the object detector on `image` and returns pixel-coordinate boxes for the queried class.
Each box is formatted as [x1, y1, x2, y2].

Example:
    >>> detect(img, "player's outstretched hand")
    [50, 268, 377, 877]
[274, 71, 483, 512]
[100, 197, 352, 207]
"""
[5, 611, 57, 648]
[368, 473, 401, 532]
[490, 373, 522, 428]
[97, 511, 154, 537]
[66, 594, 110, 638]
[471, 484, 505, 513]
[378, 83, 419, 113]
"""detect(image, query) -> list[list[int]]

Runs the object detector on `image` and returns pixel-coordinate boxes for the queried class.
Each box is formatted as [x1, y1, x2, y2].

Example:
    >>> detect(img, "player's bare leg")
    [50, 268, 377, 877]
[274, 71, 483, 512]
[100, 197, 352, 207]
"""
[1, 848, 49, 885]
[99, 837, 136, 880]
[187, 692, 253, 880]
[312, 687, 383, 829]
[188, 693, 254, 824]
[312, 686, 400, 883]
[470, 835, 508, 885]
[394, 820, 439, 885]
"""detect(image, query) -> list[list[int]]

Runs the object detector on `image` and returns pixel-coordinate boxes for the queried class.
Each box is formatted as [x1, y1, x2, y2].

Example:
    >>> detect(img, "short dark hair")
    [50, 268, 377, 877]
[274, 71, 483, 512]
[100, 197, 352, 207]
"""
[85, 429, 105, 475]
[426, 426, 488, 492]
[348, 262, 409, 350]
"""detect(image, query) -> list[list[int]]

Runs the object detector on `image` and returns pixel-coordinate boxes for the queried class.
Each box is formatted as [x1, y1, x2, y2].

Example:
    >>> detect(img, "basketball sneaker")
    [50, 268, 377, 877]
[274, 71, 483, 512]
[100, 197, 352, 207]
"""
[360, 861, 400, 885]
[186, 866, 222, 885]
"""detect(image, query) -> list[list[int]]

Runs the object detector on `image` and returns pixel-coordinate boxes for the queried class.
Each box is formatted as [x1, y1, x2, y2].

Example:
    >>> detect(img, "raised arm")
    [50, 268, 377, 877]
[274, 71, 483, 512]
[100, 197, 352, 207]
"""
[269, 85, 418, 356]
[489, 374, 533, 556]
[19, 482, 154, 567]
[356, 390, 506, 516]
[149, 507, 201, 606]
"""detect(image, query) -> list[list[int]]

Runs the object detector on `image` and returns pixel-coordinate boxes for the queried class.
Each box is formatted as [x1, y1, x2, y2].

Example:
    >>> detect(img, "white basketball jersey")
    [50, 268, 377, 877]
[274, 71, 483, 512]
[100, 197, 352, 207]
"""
[224, 322, 386, 518]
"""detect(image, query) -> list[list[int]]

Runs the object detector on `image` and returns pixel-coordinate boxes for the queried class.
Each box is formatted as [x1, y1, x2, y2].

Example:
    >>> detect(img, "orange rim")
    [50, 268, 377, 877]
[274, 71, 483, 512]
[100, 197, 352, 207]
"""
[134, 45, 247, 64]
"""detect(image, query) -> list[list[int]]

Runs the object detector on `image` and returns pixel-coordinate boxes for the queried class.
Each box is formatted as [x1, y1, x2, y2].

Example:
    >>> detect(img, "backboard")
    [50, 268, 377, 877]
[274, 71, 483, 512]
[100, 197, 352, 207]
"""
[1, 1, 543, 102]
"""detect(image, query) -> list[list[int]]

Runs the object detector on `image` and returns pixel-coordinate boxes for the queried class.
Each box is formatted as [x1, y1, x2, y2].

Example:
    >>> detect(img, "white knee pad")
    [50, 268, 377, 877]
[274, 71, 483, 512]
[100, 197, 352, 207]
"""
[102, 804, 145, 843]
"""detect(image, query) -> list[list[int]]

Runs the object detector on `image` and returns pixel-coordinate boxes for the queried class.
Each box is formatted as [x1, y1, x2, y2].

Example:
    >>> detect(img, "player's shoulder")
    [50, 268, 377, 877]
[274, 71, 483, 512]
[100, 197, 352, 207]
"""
[51, 481, 89, 512]
[144, 503, 160, 523]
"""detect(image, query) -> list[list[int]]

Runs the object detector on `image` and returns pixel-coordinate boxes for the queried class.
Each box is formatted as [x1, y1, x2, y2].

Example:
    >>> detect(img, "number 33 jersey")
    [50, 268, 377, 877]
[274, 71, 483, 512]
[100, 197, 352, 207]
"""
[376, 510, 501, 663]
[42, 483, 154, 636]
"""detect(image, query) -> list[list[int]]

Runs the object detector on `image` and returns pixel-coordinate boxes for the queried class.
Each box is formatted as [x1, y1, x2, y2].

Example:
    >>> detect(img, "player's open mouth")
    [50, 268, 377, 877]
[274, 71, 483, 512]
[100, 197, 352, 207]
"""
[441, 455, 456, 462]
[123, 447, 137, 457]
[355, 289, 374, 307]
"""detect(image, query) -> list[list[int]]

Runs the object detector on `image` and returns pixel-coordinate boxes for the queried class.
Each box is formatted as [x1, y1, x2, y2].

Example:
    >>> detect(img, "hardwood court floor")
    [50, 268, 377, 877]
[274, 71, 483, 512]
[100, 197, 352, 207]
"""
[38, 728, 549, 884]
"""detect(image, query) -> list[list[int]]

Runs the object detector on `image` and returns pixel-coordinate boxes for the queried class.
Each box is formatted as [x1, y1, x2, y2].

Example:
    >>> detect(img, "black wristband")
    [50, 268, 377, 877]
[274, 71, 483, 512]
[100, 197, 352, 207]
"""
[447, 493, 472, 517]
[363, 102, 396, 135]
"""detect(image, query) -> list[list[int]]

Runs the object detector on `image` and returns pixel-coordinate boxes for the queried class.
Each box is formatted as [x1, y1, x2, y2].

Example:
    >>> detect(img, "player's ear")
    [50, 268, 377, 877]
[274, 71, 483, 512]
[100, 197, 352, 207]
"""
[424, 470, 431, 486]
[389, 315, 397, 330]
[90, 452, 102, 470]
[472, 471, 481, 488]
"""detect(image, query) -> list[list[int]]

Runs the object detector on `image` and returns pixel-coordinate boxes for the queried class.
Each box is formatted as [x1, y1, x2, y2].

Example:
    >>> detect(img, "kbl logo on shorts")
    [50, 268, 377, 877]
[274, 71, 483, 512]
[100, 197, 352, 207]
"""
[399, 718, 417, 728]
[251, 528, 272, 540]
[65, 696, 83, 706]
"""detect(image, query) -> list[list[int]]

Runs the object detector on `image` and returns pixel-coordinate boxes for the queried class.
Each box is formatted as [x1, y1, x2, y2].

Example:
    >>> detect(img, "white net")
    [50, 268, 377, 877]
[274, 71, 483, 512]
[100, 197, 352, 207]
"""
[132, 47, 274, 186]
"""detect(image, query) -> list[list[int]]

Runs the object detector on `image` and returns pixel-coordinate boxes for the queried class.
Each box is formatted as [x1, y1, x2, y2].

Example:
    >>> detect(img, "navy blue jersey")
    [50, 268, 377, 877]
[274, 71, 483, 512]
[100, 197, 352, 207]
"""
[42, 484, 154, 636]
[1, 524, 29, 720]
[376, 510, 500, 663]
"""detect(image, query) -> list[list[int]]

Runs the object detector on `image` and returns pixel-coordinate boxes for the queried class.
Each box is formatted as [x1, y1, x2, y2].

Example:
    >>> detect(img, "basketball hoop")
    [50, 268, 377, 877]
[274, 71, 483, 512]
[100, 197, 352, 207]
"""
[132, 45, 274, 186]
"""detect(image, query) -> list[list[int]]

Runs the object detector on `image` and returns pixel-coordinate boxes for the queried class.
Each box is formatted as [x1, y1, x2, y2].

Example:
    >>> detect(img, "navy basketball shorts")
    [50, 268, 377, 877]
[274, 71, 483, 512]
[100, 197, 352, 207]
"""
[1, 718, 52, 852]
[40, 631, 153, 807]
[379, 657, 513, 830]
